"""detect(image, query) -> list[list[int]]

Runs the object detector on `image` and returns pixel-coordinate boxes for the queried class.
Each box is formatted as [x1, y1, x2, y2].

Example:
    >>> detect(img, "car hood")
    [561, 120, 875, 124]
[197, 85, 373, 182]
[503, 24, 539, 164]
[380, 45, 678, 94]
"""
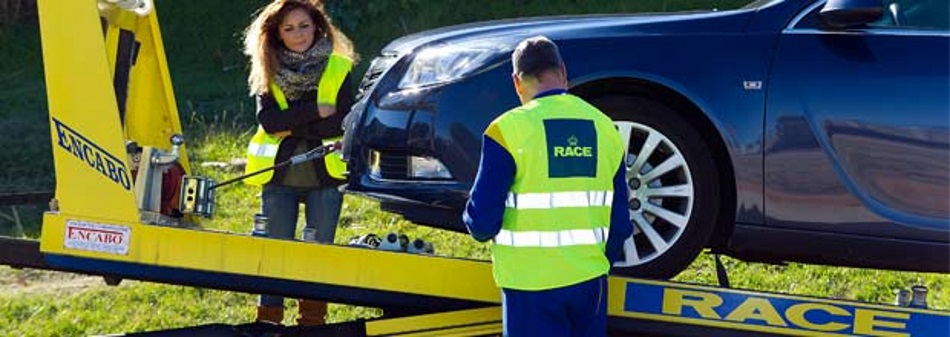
[382, 9, 757, 55]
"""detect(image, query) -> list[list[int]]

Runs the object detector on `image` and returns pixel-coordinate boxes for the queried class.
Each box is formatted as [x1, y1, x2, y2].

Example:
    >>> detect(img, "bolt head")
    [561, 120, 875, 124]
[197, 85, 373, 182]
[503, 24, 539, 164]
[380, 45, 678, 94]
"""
[629, 199, 642, 211]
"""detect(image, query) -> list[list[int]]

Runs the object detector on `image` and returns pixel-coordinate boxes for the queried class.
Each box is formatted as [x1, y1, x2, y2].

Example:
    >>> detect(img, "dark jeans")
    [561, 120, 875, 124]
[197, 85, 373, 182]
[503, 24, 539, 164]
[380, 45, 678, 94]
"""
[501, 275, 608, 337]
[258, 184, 343, 307]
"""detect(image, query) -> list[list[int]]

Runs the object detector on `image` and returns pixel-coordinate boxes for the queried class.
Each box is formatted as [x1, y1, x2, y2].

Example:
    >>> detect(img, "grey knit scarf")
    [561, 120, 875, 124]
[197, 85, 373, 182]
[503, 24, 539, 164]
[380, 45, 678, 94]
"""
[274, 37, 332, 101]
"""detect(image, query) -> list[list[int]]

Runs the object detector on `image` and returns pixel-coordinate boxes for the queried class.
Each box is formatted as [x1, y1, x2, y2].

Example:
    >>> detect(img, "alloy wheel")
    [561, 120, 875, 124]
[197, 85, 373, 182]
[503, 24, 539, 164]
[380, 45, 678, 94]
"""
[613, 121, 695, 267]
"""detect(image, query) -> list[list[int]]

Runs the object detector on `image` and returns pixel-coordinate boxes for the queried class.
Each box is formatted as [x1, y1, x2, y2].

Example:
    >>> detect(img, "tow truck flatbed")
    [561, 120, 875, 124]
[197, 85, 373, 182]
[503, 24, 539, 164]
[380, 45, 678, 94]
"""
[4, 229, 948, 337]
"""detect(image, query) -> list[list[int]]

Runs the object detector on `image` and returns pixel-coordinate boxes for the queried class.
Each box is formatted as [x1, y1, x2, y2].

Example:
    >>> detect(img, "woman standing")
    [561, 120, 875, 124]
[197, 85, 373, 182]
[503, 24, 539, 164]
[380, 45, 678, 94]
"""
[242, 0, 356, 325]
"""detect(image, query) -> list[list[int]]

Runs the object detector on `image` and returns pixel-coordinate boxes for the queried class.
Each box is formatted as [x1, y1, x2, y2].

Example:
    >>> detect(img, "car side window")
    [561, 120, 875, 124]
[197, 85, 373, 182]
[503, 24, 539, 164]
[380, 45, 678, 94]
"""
[873, 0, 950, 31]
[795, 0, 949, 31]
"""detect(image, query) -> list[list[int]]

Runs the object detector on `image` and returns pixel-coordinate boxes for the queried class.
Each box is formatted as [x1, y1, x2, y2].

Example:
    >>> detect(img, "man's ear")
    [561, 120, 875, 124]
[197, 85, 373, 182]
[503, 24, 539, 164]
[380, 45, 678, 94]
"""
[558, 63, 568, 85]
[512, 73, 524, 97]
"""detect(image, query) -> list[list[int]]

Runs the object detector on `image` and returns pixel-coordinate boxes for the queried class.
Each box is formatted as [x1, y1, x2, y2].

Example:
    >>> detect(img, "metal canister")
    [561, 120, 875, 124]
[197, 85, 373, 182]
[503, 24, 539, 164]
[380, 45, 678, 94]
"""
[910, 285, 928, 309]
[895, 289, 911, 307]
[251, 213, 269, 237]
[302, 228, 318, 242]
[408, 238, 434, 254]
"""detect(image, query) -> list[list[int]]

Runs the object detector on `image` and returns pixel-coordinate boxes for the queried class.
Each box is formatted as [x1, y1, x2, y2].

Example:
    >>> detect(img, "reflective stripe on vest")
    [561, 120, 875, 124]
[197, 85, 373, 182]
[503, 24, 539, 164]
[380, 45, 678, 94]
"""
[243, 129, 283, 186]
[488, 93, 625, 290]
[247, 143, 279, 158]
[494, 227, 608, 247]
[505, 191, 613, 209]
[243, 52, 352, 185]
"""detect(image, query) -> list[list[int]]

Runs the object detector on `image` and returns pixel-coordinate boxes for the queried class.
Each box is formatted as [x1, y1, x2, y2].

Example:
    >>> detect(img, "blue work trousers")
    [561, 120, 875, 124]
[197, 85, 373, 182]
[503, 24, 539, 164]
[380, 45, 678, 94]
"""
[502, 275, 608, 337]
[258, 184, 343, 307]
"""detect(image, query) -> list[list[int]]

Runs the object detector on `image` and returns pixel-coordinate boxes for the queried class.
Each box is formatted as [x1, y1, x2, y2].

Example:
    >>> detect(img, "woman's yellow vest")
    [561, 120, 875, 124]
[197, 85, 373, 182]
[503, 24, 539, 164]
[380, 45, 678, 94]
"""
[243, 52, 352, 186]
[486, 94, 624, 290]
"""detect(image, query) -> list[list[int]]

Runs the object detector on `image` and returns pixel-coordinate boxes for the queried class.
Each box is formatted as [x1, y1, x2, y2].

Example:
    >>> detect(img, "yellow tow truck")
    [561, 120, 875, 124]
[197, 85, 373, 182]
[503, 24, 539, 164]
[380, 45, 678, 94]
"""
[0, 1, 946, 336]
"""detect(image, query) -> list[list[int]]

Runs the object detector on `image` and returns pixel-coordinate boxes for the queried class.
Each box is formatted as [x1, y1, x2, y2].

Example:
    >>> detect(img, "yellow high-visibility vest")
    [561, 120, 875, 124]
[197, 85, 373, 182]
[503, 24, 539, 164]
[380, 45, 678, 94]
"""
[487, 93, 624, 290]
[243, 52, 352, 185]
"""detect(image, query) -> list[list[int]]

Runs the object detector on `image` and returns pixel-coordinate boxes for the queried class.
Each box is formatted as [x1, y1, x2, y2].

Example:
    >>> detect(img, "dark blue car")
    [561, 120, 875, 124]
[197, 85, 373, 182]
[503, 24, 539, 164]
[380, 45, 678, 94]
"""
[342, 0, 949, 278]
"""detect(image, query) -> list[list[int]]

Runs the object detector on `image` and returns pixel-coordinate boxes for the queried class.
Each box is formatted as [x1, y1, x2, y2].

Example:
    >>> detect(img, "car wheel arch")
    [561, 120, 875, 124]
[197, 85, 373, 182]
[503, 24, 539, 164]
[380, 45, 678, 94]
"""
[571, 77, 737, 253]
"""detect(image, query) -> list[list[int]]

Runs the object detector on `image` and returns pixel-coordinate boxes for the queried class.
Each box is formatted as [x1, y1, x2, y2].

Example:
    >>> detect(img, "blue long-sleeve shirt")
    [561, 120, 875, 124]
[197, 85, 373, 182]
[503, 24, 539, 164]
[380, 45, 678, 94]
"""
[462, 92, 633, 264]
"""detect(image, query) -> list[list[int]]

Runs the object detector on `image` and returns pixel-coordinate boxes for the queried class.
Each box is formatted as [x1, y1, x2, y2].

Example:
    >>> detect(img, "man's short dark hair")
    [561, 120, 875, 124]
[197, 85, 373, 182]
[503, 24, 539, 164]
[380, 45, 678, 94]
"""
[511, 36, 563, 78]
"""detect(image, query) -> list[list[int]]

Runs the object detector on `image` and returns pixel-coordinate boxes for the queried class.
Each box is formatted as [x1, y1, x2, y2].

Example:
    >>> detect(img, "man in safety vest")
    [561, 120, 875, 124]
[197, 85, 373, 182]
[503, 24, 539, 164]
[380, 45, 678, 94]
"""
[463, 36, 633, 336]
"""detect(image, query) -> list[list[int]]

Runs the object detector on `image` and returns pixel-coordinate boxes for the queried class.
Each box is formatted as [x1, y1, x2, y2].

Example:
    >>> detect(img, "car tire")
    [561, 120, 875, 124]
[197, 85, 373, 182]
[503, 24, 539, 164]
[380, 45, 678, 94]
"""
[591, 95, 721, 279]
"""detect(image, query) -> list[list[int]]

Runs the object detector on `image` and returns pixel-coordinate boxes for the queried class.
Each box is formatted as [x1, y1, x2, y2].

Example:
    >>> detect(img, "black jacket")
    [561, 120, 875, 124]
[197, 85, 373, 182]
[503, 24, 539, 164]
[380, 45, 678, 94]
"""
[255, 75, 355, 186]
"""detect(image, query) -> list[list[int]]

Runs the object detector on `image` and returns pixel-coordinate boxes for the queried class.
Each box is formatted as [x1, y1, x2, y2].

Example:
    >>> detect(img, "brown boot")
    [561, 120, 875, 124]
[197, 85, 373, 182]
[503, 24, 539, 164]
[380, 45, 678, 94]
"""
[296, 299, 327, 326]
[256, 305, 283, 325]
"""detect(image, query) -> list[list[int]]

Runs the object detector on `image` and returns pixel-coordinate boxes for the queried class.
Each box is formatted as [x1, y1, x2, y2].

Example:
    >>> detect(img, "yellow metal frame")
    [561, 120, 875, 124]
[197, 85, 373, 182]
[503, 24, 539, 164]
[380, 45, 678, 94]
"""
[37, 0, 500, 305]
[39, 0, 189, 225]
[40, 213, 499, 303]
[41, 0, 139, 224]
[366, 307, 502, 336]
[607, 278, 947, 336]
[34, 2, 949, 337]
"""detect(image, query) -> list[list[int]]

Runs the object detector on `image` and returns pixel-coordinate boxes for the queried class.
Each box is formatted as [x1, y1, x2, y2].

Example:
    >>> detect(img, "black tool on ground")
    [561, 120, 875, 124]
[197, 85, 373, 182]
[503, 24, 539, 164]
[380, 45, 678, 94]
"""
[179, 143, 340, 218]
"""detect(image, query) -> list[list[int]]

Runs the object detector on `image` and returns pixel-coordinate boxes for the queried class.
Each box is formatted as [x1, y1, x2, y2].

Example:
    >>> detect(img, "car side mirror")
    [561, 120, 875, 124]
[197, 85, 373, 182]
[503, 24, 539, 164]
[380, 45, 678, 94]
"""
[819, 0, 884, 30]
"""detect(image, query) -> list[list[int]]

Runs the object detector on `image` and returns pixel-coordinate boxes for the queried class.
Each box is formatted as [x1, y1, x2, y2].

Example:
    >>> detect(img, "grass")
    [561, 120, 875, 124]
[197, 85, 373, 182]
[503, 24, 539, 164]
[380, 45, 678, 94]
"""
[1, 0, 948, 335]
[0, 12, 50, 238]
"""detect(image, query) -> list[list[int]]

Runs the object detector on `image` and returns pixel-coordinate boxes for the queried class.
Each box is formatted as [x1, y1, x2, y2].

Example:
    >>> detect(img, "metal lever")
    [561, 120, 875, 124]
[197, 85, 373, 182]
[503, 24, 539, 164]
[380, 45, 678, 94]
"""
[210, 143, 339, 191]
[99, 0, 153, 16]
[152, 134, 184, 165]
[180, 143, 339, 218]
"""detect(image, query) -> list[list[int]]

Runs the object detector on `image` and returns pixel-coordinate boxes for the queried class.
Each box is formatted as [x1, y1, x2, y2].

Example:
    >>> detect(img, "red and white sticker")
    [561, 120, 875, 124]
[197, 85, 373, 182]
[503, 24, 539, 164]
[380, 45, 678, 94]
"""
[64, 220, 131, 255]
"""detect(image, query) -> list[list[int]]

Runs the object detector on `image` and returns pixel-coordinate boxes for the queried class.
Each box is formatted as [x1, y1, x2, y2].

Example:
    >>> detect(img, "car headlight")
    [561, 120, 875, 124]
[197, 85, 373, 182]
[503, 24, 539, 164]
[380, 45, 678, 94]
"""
[408, 156, 452, 179]
[368, 150, 452, 180]
[399, 42, 511, 89]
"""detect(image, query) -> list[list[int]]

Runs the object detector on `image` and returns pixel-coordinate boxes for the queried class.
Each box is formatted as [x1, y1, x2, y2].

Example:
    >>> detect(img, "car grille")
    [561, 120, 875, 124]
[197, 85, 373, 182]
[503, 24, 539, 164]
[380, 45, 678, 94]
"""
[371, 150, 409, 180]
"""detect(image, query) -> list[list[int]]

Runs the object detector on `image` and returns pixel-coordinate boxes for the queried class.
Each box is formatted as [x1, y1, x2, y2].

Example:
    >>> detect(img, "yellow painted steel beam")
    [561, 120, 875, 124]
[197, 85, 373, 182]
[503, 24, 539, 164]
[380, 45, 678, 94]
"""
[40, 0, 192, 240]
[366, 307, 501, 337]
[608, 277, 948, 336]
[122, 9, 189, 166]
[40, 213, 500, 304]
[38, 0, 140, 224]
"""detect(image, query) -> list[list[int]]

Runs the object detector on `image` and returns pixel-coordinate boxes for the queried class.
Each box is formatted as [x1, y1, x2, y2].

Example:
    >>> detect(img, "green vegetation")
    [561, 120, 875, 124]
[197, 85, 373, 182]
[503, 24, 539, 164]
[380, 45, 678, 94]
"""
[0, 1, 947, 336]
[0, 12, 49, 237]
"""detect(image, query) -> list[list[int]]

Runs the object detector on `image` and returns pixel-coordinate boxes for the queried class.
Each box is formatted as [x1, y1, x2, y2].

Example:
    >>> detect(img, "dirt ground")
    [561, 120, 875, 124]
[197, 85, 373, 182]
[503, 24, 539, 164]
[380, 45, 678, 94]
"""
[0, 266, 102, 295]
